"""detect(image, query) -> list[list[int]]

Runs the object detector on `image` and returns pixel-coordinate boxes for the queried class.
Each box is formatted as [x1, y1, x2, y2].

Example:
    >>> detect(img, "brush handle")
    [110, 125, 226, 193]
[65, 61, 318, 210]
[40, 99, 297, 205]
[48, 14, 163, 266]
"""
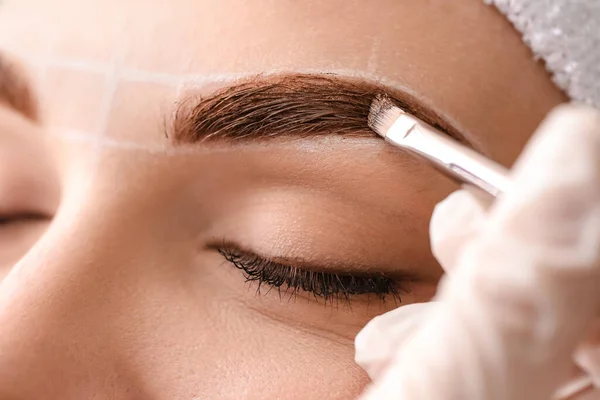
[386, 115, 511, 198]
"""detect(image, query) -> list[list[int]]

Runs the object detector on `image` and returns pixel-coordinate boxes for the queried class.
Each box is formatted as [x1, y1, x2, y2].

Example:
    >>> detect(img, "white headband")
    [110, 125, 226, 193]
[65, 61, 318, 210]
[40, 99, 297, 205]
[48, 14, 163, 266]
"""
[485, 0, 600, 108]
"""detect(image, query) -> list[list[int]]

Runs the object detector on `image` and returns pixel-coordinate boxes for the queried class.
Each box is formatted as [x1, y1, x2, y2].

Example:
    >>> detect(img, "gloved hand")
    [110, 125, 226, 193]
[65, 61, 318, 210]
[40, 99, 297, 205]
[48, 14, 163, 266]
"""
[355, 104, 600, 400]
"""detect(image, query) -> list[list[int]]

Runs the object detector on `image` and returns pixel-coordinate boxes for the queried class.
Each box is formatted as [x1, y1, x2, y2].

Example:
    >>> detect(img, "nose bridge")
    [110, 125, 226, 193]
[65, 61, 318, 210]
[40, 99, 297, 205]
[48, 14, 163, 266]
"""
[0, 194, 143, 398]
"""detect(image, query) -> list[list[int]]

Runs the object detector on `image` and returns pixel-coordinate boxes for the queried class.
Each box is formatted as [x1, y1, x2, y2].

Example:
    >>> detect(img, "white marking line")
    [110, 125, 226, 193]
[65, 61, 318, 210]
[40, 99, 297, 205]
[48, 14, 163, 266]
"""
[44, 58, 107, 75]
[50, 128, 377, 156]
[20, 54, 420, 95]
[50, 129, 172, 154]
[12, 53, 442, 112]
[367, 37, 381, 73]
[121, 69, 253, 87]
[96, 46, 123, 138]
[34, 22, 55, 89]
[10, 50, 421, 100]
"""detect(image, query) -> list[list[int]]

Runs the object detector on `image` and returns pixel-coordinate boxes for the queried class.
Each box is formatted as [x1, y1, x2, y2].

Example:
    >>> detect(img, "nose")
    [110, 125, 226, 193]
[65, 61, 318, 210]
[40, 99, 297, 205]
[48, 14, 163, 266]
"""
[0, 150, 193, 400]
[0, 198, 144, 399]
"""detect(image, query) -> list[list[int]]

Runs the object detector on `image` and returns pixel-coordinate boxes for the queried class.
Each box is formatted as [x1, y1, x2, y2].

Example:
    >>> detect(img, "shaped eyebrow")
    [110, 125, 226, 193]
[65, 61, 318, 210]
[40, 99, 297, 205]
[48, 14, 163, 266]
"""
[171, 74, 471, 146]
[0, 53, 38, 121]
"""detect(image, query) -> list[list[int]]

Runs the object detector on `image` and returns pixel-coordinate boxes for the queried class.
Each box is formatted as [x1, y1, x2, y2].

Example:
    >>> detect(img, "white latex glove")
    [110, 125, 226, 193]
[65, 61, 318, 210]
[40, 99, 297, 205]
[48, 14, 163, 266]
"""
[355, 104, 600, 400]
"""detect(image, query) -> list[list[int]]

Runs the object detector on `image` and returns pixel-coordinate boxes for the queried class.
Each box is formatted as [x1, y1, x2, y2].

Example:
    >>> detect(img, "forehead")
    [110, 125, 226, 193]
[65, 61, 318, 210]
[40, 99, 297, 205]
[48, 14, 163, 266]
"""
[0, 0, 494, 72]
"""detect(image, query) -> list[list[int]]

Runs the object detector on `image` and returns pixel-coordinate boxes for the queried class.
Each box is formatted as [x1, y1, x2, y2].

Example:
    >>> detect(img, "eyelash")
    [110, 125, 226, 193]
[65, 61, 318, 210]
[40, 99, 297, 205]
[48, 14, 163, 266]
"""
[218, 246, 404, 304]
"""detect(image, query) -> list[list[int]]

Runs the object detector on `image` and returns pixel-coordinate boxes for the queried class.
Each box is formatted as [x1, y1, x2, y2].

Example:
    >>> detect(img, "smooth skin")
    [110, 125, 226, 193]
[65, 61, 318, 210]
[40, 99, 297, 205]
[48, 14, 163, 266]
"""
[0, 0, 566, 399]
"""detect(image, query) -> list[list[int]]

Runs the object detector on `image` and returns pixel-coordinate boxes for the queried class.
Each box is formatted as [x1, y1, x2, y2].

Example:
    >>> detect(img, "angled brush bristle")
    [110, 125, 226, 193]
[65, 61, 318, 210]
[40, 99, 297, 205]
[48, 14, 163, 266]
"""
[367, 94, 404, 137]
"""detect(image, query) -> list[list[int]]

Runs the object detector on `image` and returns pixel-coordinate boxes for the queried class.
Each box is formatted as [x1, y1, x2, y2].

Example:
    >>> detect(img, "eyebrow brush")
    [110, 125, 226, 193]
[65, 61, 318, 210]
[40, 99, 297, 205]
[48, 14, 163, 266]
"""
[367, 95, 511, 198]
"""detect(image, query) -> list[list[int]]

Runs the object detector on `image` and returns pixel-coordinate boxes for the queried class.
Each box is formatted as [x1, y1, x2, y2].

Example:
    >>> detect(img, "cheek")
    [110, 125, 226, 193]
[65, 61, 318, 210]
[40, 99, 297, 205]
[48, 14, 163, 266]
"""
[130, 256, 371, 399]
[201, 310, 371, 399]
[120, 293, 371, 399]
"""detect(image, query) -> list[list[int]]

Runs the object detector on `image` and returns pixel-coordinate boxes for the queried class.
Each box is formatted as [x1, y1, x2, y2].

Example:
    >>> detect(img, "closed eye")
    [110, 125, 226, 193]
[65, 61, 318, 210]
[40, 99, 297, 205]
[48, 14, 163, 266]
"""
[0, 212, 49, 226]
[216, 243, 415, 305]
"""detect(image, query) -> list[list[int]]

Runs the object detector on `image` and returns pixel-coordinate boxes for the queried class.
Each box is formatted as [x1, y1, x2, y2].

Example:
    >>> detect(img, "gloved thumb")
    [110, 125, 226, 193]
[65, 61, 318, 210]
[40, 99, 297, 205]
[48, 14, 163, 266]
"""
[355, 302, 434, 381]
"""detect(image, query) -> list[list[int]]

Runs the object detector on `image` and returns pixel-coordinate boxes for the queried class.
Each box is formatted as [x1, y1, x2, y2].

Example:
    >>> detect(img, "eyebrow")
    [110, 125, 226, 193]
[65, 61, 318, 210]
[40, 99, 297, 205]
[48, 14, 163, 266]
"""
[171, 74, 469, 146]
[0, 53, 39, 121]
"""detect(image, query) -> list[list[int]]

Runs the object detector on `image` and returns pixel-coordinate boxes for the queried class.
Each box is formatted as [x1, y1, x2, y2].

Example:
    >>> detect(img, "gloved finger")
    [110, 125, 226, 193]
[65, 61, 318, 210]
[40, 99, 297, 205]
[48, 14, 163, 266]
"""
[430, 189, 488, 273]
[359, 104, 600, 400]
[553, 371, 597, 400]
[355, 302, 435, 381]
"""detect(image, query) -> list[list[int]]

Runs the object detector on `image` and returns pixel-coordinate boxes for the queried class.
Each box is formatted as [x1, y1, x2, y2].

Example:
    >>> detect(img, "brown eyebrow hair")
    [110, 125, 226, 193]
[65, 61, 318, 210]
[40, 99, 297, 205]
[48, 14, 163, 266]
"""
[171, 74, 469, 145]
[0, 54, 38, 121]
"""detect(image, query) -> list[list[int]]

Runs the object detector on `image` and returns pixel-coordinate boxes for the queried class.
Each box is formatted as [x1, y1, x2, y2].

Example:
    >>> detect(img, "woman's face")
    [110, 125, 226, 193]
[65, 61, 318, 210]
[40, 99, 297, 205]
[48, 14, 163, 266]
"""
[0, 0, 566, 398]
